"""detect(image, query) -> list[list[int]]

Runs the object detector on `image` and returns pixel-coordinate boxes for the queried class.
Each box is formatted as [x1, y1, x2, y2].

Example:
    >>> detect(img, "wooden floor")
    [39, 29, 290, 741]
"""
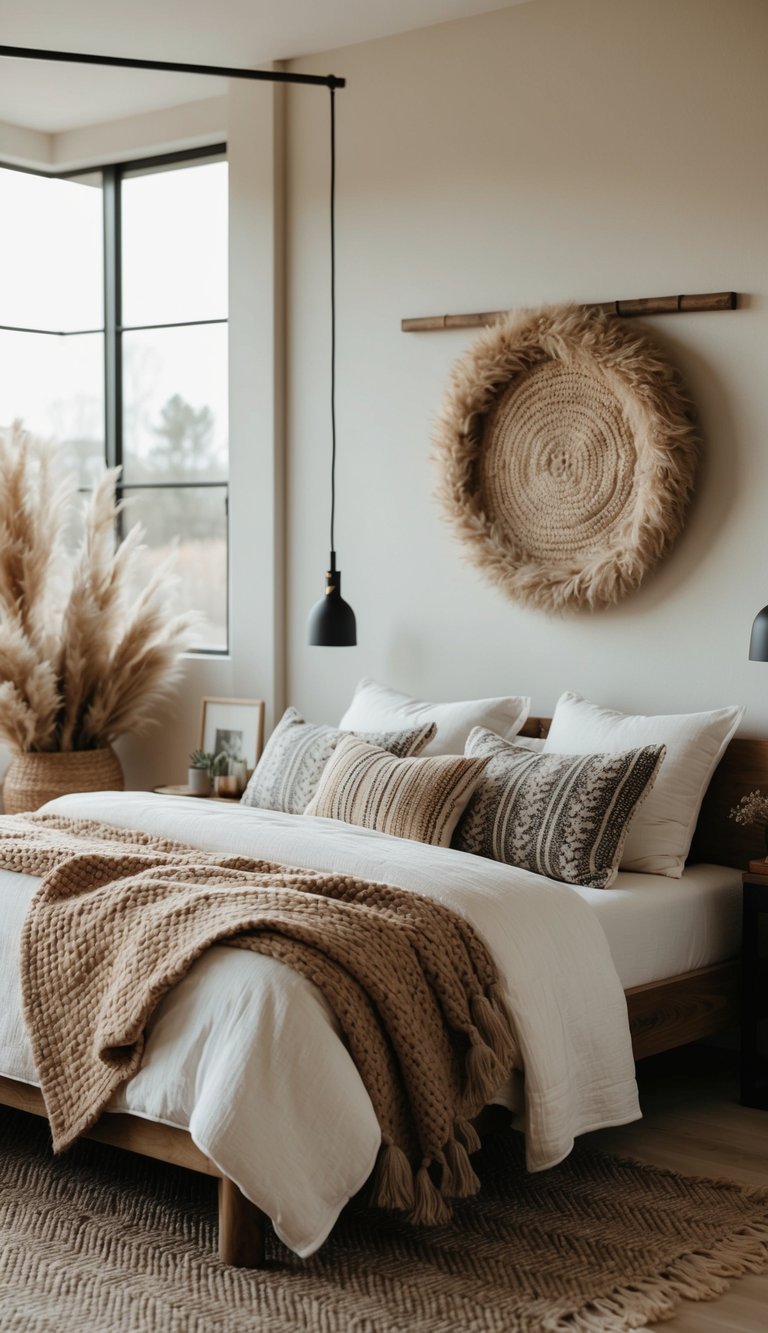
[581, 1046, 768, 1332]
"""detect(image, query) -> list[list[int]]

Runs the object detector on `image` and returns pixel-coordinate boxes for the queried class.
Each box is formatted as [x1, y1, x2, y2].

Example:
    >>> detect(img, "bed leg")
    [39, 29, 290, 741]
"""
[218, 1176, 268, 1267]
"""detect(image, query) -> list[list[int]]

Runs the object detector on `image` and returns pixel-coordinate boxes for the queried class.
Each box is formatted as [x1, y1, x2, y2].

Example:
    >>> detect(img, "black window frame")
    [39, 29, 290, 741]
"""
[0, 143, 230, 656]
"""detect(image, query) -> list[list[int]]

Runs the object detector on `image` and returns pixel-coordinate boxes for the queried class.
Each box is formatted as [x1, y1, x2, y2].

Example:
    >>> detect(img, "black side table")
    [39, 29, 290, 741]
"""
[741, 868, 768, 1108]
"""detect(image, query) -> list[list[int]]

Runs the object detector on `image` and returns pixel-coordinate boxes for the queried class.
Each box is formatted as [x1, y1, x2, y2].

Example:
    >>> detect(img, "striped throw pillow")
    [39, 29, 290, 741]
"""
[454, 727, 666, 888]
[304, 736, 489, 847]
[241, 707, 436, 815]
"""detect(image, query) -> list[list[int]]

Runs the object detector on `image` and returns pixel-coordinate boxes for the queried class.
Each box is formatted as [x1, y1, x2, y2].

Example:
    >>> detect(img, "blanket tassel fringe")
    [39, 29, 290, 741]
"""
[373, 1139, 416, 1212]
[443, 1137, 481, 1197]
[411, 1162, 453, 1226]
[374, 1120, 484, 1221]
[372, 983, 513, 1224]
[455, 1116, 481, 1153]
[465, 1031, 506, 1107]
[472, 990, 515, 1064]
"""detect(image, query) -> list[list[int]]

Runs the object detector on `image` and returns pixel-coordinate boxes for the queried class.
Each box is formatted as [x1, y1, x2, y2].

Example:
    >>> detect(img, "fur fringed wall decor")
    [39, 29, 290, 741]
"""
[433, 303, 699, 612]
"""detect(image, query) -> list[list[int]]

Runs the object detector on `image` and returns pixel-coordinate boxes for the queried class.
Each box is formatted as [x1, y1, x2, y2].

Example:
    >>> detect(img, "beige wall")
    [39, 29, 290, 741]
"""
[285, 0, 768, 733]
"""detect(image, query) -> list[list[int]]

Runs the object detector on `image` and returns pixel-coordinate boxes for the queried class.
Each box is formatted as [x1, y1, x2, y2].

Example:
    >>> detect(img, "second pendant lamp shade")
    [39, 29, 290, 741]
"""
[307, 86, 357, 647]
[749, 604, 768, 661]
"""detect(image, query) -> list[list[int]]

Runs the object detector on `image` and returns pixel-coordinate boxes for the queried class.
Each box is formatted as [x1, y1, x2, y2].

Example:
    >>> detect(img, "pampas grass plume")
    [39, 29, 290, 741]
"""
[0, 422, 196, 753]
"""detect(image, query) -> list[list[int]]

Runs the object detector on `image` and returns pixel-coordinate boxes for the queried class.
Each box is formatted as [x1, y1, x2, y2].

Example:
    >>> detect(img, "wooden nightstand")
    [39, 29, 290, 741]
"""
[153, 784, 240, 804]
[741, 863, 768, 1108]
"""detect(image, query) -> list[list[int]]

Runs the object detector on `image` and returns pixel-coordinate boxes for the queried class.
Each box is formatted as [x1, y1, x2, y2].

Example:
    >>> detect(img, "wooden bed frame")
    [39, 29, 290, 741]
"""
[1, 722, 764, 1267]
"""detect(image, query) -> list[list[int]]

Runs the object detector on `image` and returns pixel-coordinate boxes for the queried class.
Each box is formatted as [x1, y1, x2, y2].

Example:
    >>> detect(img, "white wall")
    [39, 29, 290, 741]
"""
[0, 98, 226, 172]
[53, 97, 227, 172]
[284, 0, 768, 734]
[0, 119, 51, 167]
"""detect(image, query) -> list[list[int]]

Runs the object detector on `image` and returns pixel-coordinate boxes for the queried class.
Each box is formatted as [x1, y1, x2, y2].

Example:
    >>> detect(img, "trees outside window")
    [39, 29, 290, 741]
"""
[0, 150, 229, 652]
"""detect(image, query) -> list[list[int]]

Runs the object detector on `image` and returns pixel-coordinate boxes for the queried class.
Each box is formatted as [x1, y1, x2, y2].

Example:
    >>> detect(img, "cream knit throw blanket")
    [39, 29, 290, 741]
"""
[2, 814, 517, 1225]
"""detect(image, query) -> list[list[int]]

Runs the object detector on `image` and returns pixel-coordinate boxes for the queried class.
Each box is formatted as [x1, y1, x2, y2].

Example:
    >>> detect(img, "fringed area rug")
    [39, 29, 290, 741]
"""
[1, 1110, 767, 1333]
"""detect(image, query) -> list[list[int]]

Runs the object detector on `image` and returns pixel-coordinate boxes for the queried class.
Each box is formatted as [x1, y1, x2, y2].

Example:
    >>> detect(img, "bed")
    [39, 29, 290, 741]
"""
[522, 714, 757, 1063]
[0, 717, 761, 1267]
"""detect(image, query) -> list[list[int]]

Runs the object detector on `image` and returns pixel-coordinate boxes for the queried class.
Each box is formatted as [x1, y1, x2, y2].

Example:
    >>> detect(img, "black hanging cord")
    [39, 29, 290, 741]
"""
[329, 85, 337, 560]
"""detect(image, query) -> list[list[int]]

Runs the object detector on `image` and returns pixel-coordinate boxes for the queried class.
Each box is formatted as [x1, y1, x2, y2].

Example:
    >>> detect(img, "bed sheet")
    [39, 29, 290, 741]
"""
[575, 863, 742, 989]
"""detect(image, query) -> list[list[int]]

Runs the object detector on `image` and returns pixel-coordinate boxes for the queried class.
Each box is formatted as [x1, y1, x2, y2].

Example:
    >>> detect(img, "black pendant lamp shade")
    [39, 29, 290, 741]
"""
[308, 551, 356, 646]
[749, 605, 768, 661]
[307, 87, 357, 646]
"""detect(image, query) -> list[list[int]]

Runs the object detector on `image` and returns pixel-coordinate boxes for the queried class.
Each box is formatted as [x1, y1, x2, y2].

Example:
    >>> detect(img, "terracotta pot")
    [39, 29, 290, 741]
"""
[2, 746, 124, 815]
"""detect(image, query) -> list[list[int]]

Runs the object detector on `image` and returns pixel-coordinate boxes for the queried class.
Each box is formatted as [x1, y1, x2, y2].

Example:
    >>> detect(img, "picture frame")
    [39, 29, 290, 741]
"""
[199, 697, 265, 774]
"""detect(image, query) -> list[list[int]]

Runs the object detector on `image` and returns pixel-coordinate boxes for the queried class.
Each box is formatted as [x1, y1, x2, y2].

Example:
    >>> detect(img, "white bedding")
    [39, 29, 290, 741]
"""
[575, 863, 742, 989]
[0, 791, 645, 1256]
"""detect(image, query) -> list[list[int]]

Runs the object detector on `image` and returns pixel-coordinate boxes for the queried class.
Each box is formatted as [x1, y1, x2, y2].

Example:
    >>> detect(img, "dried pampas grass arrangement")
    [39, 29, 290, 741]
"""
[433, 303, 699, 612]
[0, 421, 196, 755]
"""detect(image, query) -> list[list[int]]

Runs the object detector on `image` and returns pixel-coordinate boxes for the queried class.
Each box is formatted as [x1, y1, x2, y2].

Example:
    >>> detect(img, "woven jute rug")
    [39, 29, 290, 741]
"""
[1, 1109, 767, 1333]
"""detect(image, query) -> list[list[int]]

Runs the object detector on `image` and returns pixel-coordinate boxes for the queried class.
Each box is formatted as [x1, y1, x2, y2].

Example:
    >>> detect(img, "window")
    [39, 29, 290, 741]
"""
[0, 148, 228, 652]
[0, 168, 105, 488]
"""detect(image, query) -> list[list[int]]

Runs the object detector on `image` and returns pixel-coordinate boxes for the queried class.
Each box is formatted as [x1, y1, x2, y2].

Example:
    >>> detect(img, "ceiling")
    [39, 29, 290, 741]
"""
[0, 0, 528, 133]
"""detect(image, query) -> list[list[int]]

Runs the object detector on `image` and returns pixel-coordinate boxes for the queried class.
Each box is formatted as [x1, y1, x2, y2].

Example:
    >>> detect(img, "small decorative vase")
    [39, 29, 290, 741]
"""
[187, 766, 211, 796]
[214, 774, 241, 798]
[2, 746, 124, 815]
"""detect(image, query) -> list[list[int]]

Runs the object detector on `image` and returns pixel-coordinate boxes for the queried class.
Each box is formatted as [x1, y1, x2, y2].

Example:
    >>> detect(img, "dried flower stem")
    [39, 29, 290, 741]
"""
[0, 423, 195, 753]
[729, 790, 768, 828]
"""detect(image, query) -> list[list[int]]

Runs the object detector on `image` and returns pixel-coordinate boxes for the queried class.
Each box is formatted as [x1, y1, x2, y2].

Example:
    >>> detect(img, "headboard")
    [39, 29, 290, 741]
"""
[519, 716, 768, 871]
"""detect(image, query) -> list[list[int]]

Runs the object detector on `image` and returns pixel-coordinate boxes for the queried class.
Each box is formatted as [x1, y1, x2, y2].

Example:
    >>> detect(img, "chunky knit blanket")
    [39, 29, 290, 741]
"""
[2, 814, 517, 1225]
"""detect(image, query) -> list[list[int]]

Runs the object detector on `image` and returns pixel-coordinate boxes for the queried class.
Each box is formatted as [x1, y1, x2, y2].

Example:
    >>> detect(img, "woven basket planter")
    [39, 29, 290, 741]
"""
[2, 747, 124, 815]
[433, 303, 699, 612]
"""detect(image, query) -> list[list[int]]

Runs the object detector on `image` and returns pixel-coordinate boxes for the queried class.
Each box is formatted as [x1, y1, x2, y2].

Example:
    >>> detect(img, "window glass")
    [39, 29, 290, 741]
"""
[0, 150, 229, 655]
[126, 485, 228, 651]
[0, 168, 103, 331]
[120, 155, 229, 653]
[0, 329, 105, 488]
[121, 159, 228, 327]
[121, 324, 228, 484]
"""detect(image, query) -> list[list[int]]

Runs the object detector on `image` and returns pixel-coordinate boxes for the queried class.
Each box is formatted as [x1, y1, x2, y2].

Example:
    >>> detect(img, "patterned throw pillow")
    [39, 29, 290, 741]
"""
[304, 736, 489, 847]
[454, 727, 666, 889]
[240, 707, 437, 815]
[543, 692, 744, 877]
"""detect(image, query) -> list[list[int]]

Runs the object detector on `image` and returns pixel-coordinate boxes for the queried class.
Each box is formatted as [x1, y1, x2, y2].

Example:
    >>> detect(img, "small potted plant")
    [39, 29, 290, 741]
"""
[187, 750, 212, 797]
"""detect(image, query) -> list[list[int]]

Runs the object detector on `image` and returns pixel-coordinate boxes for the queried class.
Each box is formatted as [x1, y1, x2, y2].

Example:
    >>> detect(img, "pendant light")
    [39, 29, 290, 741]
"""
[749, 604, 768, 661]
[308, 87, 357, 646]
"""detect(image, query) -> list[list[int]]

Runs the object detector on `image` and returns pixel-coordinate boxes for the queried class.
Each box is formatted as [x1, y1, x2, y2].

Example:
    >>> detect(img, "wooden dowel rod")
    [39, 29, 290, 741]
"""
[401, 291, 738, 332]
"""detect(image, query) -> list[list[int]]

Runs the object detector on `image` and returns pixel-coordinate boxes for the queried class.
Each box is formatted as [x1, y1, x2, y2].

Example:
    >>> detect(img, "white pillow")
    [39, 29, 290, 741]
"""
[543, 692, 745, 877]
[339, 678, 530, 756]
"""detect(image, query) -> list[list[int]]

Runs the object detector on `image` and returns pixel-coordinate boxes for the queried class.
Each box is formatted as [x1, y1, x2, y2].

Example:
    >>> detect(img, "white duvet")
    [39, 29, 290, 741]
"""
[0, 791, 640, 1256]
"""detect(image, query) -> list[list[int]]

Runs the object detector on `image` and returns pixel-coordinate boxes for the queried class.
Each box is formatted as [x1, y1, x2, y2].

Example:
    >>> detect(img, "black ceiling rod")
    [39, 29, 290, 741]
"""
[0, 44, 344, 89]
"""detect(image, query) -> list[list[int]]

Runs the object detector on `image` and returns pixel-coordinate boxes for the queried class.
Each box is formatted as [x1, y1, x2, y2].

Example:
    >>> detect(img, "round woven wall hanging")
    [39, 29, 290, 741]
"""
[433, 303, 699, 612]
